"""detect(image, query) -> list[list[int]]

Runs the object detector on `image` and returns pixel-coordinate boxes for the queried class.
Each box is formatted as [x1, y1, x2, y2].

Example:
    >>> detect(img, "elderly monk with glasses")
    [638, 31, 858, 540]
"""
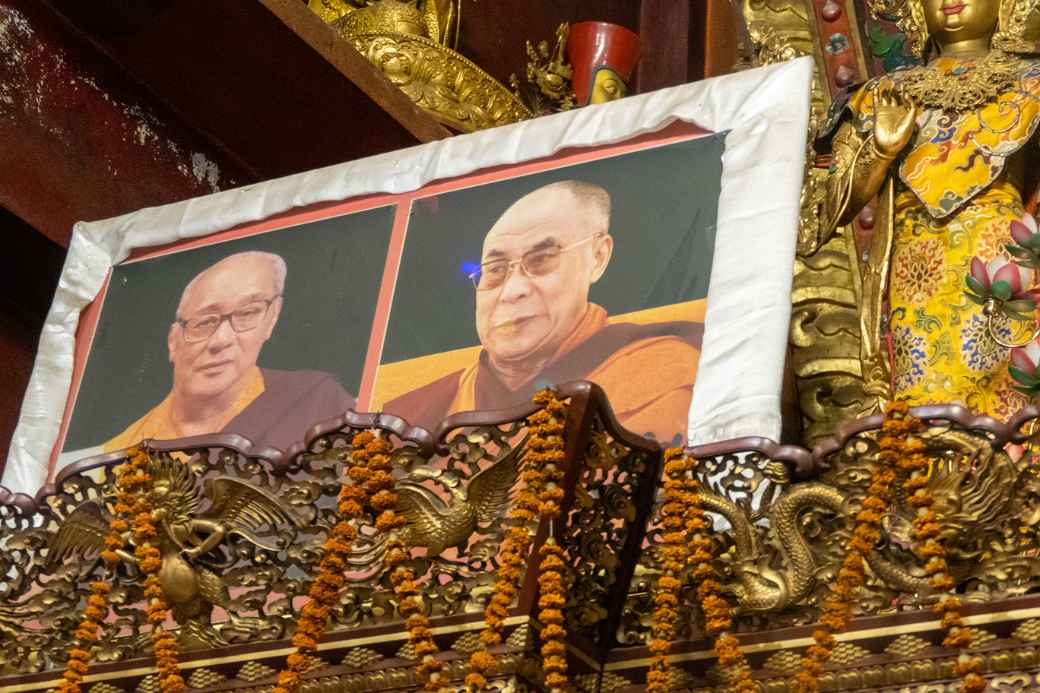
[384, 180, 704, 444]
[103, 251, 355, 453]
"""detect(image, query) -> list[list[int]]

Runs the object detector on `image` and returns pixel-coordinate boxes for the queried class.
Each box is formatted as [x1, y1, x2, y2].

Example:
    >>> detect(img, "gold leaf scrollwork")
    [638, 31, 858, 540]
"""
[352, 32, 532, 132]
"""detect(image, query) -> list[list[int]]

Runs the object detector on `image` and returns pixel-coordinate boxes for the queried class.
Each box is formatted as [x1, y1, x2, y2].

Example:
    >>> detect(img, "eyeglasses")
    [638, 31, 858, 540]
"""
[176, 295, 281, 343]
[469, 233, 605, 291]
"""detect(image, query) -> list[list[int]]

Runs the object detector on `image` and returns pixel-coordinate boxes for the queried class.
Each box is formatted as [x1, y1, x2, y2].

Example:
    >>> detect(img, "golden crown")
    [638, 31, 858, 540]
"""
[866, 0, 1040, 57]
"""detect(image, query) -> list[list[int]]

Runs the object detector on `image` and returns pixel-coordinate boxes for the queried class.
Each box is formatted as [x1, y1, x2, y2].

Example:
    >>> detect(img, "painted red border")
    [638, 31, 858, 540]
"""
[50, 120, 713, 479]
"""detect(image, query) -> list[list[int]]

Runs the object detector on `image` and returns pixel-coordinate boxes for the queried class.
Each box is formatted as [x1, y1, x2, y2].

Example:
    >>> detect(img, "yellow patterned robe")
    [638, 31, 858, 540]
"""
[842, 55, 1040, 419]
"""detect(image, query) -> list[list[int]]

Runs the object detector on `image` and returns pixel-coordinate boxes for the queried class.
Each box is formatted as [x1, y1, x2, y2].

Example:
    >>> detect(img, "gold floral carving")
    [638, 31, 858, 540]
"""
[348, 32, 532, 132]
[994, 0, 1040, 53]
[741, 0, 817, 65]
[309, 0, 531, 132]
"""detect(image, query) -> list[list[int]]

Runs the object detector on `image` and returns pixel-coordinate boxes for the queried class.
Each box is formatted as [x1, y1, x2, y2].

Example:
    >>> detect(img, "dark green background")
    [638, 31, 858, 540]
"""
[64, 206, 395, 450]
[381, 133, 726, 363]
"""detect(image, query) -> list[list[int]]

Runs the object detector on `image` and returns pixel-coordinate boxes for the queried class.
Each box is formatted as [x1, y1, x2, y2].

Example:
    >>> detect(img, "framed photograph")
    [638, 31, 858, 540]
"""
[58, 206, 395, 466]
[374, 133, 723, 446]
[2, 58, 812, 494]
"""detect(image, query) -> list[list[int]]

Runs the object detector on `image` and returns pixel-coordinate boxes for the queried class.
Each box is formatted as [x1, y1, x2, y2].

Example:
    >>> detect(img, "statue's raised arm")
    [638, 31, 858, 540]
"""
[818, 0, 1040, 419]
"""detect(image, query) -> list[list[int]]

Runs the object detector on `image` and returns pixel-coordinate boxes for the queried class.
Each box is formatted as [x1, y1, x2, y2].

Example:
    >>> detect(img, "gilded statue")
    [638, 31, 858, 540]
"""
[514, 23, 575, 116]
[821, 0, 1040, 418]
[48, 457, 301, 647]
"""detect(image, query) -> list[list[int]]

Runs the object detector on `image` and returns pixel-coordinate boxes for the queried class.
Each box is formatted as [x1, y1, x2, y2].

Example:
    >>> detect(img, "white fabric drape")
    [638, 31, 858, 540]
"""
[2, 57, 812, 495]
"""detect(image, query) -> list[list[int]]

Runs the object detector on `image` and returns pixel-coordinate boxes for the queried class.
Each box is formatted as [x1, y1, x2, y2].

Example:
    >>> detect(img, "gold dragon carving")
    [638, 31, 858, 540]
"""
[619, 409, 1040, 647]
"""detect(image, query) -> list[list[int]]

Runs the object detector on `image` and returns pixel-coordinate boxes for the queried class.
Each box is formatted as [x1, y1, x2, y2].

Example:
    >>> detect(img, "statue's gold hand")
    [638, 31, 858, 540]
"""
[872, 79, 916, 159]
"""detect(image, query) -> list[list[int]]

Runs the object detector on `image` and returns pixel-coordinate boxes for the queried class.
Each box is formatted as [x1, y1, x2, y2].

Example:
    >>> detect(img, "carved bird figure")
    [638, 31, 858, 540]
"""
[398, 442, 522, 555]
[48, 457, 301, 646]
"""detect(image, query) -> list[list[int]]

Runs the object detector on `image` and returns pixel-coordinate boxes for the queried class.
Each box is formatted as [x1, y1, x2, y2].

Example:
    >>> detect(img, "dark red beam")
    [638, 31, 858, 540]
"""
[0, 0, 252, 246]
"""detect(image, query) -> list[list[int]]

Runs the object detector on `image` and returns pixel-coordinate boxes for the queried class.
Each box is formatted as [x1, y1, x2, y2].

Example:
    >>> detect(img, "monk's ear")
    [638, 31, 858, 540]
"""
[263, 296, 283, 339]
[167, 323, 178, 364]
[589, 233, 613, 283]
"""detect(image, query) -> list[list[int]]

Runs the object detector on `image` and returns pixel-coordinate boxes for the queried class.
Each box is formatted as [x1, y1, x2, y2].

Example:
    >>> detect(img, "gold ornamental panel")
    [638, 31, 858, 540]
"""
[349, 32, 533, 132]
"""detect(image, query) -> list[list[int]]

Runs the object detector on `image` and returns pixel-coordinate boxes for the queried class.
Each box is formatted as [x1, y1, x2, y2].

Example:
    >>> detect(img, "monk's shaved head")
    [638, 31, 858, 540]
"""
[476, 180, 614, 379]
[177, 251, 286, 318]
[483, 180, 611, 252]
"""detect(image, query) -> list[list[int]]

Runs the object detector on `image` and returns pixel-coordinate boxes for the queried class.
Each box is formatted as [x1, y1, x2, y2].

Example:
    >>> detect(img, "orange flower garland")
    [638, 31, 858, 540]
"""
[126, 456, 185, 693]
[793, 402, 918, 693]
[366, 434, 449, 693]
[644, 445, 752, 686]
[274, 431, 448, 692]
[647, 449, 756, 692]
[902, 437, 986, 692]
[533, 392, 568, 693]
[466, 389, 567, 692]
[273, 431, 377, 693]
[536, 539, 569, 692]
[59, 448, 186, 693]
[646, 448, 694, 692]
[57, 580, 111, 693]
[685, 450, 757, 692]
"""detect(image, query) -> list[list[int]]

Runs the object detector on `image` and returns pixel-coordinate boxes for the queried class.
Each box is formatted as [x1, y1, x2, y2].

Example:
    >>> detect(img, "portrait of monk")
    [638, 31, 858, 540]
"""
[102, 251, 356, 452]
[383, 180, 704, 442]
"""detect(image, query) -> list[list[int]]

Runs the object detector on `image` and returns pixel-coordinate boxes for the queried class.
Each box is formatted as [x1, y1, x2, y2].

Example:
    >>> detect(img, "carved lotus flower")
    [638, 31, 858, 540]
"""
[966, 255, 1038, 321]
[1010, 337, 1040, 395]
[1006, 213, 1040, 272]
[969, 256, 1035, 299]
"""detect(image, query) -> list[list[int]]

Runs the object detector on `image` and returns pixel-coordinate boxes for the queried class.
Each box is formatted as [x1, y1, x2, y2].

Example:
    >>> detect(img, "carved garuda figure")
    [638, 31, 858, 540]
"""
[821, 0, 1040, 419]
[48, 456, 301, 647]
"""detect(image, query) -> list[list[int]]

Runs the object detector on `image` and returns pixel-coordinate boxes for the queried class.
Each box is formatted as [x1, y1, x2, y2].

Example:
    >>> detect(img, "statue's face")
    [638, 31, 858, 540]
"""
[922, 0, 1000, 46]
[590, 67, 626, 104]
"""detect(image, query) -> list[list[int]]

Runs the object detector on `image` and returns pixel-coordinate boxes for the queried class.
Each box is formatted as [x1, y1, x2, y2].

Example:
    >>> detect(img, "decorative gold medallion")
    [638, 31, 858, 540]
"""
[895, 50, 1023, 112]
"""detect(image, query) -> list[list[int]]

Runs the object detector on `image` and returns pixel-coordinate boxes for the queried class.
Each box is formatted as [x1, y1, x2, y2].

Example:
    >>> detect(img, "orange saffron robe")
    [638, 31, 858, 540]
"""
[103, 367, 265, 452]
[385, 304, 703, 444]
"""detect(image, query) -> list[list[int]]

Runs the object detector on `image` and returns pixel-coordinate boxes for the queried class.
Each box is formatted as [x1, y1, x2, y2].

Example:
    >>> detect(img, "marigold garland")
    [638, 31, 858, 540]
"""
[533, 396, 568, 693]
[466, 389, 568, 692]
[793, 403, 917, 693]
[646, 448, 691, 692]
[273, 431, 377, 693]
[901, 435, 986, 693]
[646, 448, 757, 693]
[368, 433, 450, 693]
[59, 447, 185, 693]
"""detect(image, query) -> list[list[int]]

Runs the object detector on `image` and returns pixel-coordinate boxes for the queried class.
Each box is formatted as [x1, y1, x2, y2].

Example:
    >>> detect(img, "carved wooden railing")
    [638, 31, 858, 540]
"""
[0, 381, 661, 692]
[5, 390, 1040, 692]
[614, 404, 1040, 692]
